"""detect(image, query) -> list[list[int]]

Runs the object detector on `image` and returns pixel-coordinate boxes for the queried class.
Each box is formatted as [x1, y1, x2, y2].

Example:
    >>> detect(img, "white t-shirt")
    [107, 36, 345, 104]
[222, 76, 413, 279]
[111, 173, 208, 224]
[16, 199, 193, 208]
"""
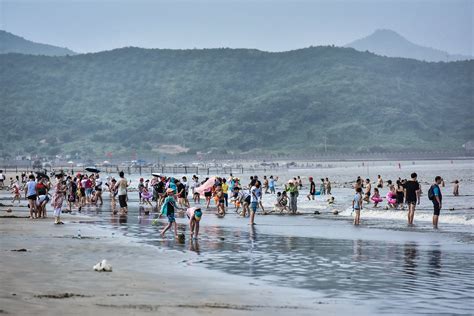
[250, 186, 259, 203]
[117, 178, 127, 196]
[95, 177, 103, 189]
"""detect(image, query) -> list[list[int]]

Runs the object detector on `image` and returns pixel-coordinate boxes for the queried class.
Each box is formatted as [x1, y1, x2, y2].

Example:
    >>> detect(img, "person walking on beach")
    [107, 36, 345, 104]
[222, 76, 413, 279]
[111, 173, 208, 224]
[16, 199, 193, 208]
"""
[52, 174, 67, 225]
[25, 174, 37, 219]
[186, 207, 202, 240]
[429, 176, 443, 229]
[221, 178, 229, 208]
[138, 178, 145, 204]
[320, 178, 326, 195]
[396, 180, 405, 210]
[325, 178, 332, 195]
[93, 174, 103, 206]
[263, 176, 269, 194]
[159, 188, 181, 238]
[404, 173, 421, 225]
[285, 180, 298, 214]
[307, 177, 316, 200]
[249, 182, 260, 225]
[269, 176, 277, 194]
[117, 171, 129, 215]
[353, 187, 363, 225]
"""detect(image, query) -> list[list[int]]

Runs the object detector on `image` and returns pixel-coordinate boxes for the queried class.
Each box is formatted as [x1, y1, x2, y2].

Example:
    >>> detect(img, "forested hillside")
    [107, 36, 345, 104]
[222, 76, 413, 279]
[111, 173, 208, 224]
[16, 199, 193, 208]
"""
[0, 46, 472, 157]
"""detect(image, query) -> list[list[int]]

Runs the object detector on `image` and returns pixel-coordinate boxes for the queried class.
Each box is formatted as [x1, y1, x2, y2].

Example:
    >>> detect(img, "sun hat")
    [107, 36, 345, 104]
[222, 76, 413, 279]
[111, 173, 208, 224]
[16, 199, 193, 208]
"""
[166, 188, 174, 194]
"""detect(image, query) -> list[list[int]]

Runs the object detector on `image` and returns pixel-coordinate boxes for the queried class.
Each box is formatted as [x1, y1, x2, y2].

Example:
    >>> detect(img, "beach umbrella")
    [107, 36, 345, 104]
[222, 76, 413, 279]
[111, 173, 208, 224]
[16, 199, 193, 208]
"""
[85, 167, 100, 173]
[35, 171, 49, 180]
[152, 172, 161, 177]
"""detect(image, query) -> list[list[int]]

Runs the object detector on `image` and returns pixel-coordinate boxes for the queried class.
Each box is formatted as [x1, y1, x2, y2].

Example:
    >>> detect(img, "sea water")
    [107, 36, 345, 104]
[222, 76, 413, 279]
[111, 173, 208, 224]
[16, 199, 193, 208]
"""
[82, 159, 473, 314]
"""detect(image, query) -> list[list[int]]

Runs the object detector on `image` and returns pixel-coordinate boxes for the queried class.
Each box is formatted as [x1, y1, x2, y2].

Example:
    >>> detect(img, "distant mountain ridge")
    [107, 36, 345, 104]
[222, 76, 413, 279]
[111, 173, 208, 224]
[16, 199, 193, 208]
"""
[0, 46, 472, 156]
[345, 29, 472, 62]
[0, 30, 76, 56]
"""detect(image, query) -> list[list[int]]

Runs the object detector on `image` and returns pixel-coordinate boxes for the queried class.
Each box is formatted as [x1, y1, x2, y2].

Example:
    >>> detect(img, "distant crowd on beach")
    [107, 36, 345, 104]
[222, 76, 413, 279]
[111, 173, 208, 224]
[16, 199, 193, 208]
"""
[0, 167, 462, 236]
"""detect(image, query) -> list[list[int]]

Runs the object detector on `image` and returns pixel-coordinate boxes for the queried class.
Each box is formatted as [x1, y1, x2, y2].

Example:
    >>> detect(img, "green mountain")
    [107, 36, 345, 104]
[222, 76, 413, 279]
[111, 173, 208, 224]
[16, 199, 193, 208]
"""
[346, 29, 473, 62]
[0, 30, 76, 56]
[0, 46, 472, 157]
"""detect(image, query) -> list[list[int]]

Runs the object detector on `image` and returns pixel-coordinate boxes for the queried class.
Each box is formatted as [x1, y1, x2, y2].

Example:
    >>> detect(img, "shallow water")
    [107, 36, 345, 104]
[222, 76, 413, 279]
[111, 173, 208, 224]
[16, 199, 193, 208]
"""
[78, 160, 473, 315]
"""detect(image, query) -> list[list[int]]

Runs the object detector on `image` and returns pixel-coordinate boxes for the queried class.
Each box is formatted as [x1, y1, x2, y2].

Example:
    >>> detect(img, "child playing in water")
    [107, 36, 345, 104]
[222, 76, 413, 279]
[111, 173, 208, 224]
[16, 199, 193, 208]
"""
[11, 180, 21, 204]
[159, 188, 182, 238]
[141, 186, 153, 207]
[186, 207, 202, 240]
[371, 188, 383, 207]
[215, 186, 225, 216]
[274, 191, 289, 213]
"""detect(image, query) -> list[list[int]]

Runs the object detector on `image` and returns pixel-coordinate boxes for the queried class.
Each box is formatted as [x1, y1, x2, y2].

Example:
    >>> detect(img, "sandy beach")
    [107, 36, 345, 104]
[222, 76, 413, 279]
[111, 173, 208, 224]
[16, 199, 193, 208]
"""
[0, 211, 366, 316]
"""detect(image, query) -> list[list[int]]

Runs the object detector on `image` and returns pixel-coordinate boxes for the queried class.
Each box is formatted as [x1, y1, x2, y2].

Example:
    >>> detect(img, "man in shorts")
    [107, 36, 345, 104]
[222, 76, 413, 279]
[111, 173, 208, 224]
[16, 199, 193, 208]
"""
[404, 172, 421, 225]
[430, 176, 443, 229]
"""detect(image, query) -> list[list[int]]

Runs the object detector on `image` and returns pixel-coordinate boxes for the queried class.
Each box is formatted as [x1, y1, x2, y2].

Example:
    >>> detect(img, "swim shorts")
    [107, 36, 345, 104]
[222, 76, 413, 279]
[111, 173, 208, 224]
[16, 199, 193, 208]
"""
[406, 200, 417, 205]
[433, 201, 440, 216]
[167, 214, 176, 223]
[27, 194, 37, 200]
[251, 202, 258, 212]
[118, 195, 127, 208]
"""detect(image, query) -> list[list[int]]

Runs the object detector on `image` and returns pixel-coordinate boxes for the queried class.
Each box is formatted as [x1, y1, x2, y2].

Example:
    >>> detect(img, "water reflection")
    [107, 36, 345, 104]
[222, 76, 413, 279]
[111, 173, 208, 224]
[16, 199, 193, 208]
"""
[189, 239, 200, 254]
[403, 242, 418, 277]
[428, 248, 442, 277]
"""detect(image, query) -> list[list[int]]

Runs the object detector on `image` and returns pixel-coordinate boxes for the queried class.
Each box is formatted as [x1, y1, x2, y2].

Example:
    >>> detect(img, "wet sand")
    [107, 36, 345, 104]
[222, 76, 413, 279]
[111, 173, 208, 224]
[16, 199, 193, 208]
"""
[0, 211, 368, 316]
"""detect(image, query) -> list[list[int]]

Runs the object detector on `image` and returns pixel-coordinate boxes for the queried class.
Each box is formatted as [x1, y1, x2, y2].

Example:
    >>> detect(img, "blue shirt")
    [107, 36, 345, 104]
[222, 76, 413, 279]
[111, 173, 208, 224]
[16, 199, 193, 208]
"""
[353, 193, 362, 209]
[26, 180, 37, 197]
[433, 186, 440, 196]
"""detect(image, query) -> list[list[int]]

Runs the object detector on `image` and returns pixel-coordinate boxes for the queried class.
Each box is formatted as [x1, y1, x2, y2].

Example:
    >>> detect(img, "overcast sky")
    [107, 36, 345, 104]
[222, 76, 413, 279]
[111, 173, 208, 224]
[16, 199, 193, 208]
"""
[0, 0, 472, 55]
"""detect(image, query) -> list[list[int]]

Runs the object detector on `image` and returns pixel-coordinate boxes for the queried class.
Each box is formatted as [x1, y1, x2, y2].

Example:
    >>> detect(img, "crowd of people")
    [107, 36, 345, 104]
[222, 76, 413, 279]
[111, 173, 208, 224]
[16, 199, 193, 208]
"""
[351, 173, 457, 228]
[1, 167, 461, 234]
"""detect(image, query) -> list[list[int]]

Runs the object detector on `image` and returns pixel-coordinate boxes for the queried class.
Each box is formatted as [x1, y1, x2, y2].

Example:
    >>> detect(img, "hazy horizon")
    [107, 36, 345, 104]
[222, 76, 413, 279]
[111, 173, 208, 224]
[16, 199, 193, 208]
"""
[0, 0, 472, 55]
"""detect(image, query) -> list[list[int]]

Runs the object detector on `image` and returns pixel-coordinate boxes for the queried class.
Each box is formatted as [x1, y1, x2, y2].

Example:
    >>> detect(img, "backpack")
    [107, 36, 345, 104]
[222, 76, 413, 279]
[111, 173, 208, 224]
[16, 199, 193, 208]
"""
[428, 185, 436, 201]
